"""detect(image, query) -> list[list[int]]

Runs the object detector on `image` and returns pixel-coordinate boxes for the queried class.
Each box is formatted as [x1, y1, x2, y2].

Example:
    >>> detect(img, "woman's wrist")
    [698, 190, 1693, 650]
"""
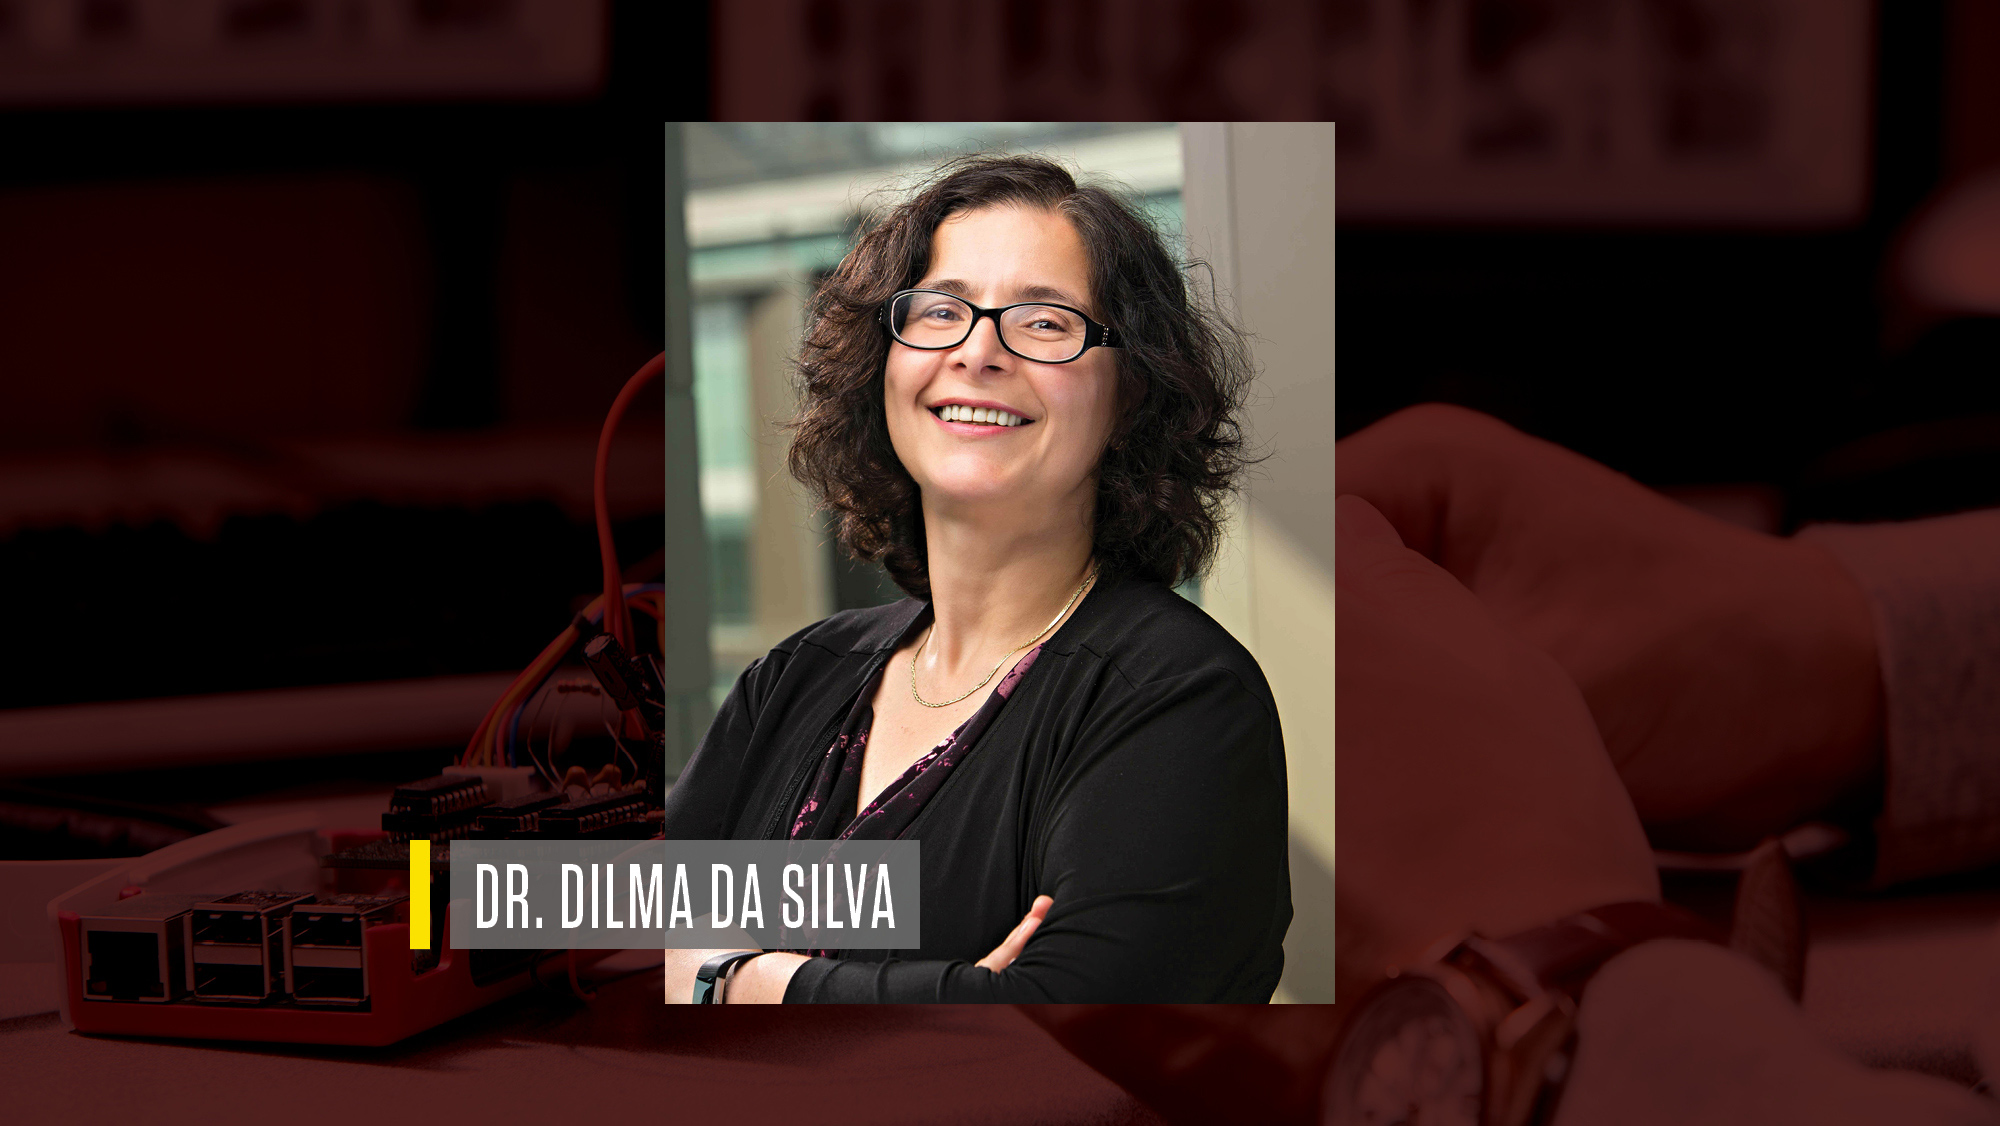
[1797, 537, 1887, 810]
[1760, 538, 1885, 829]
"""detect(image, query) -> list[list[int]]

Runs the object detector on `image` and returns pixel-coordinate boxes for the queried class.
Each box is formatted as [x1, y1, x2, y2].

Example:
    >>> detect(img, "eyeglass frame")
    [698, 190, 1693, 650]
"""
[877, 288, 1117, 364]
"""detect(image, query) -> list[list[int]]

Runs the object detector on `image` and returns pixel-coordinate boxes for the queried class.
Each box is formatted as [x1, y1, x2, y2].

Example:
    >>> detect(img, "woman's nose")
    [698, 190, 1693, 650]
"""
[949, 313, 1010, 371]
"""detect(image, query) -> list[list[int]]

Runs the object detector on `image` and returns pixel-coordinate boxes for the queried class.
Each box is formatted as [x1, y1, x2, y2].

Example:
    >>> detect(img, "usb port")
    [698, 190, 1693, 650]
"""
[191, 909, 266, 947]
[186, 891, 311, 1003]
[286, 910, 362, 948]
[290, 966, 366, 1004]
[193, 963, 267, 999]
[283, 894, 403, 1006]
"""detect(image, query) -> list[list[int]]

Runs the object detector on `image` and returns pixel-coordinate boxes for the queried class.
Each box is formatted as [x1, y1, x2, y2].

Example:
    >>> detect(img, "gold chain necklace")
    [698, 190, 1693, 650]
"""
[909, 563, 1098, 708]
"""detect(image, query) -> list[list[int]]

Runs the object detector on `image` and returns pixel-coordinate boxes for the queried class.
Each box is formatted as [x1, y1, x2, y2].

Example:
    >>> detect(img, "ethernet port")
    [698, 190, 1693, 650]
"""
[85, 931, 163, 1001]
[79, 895, 196, 1002]
[291, 966, 365, 1003]
[191, 909, 265, 946]
[192, 963, 266, 1001]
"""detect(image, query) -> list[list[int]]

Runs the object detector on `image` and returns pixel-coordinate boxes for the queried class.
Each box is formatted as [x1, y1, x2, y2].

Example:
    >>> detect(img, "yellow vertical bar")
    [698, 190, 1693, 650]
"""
[408, 838, 431, 949]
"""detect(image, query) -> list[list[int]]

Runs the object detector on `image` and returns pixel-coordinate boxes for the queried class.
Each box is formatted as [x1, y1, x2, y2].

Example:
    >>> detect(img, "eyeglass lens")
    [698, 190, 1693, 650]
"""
[889, 291, 1087, 363]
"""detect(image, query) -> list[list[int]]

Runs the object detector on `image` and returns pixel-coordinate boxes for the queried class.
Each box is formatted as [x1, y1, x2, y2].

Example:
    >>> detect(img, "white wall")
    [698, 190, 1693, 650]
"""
[1181, 122, 1340, 1002]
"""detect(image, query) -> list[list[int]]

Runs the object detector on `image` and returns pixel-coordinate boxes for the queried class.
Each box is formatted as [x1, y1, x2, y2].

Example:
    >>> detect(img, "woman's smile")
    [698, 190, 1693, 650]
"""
[928, 398, 1036, 434]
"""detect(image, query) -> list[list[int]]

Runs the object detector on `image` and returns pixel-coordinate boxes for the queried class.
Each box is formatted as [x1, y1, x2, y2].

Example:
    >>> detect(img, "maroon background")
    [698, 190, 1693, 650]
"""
[6, 2, 1999, 1124]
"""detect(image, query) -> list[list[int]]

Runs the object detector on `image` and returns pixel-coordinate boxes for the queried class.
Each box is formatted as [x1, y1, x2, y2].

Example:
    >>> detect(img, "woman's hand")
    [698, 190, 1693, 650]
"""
[977, 895, 1052, 973]
[1334, 493, 1660, 1001]
[1337, 404, 1884, 849]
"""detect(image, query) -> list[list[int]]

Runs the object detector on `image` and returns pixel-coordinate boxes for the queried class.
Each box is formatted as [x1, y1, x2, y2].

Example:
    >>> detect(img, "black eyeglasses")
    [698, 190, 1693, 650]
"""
[879, 289, 1116, 364]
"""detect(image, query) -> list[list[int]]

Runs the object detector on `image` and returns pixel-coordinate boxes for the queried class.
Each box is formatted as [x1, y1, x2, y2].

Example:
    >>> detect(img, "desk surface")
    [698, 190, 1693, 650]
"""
[0, 955, 1161, 1125]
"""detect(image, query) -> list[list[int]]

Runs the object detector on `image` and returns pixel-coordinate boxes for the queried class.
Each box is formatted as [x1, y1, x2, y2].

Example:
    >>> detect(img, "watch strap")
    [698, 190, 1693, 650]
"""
[1457, 901, 1723, 1126]
[693, 950, 766, 1005]
[1457, 900, 1723, 1004]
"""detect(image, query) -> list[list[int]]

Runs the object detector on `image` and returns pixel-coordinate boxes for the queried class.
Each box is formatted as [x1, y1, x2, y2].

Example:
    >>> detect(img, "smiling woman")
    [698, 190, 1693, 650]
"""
[659, 155, 1287, 1004]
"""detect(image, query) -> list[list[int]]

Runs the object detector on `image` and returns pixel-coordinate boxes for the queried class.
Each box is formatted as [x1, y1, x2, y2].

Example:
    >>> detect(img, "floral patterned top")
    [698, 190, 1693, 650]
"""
[789, 644, 1043, 842]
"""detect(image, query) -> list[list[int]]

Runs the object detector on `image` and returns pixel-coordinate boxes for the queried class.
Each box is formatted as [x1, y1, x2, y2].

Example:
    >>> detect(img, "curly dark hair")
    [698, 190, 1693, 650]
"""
[787, 153, 1255, 600]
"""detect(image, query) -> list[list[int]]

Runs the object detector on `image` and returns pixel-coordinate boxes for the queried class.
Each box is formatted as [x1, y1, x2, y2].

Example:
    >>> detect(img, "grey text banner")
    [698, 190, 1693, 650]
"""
[446, 840, 921, 949]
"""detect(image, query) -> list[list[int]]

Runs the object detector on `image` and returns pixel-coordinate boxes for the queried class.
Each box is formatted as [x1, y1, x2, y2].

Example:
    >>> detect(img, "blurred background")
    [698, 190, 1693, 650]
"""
[0, 1, 697, 856]
[1, 0, 1997, 1020]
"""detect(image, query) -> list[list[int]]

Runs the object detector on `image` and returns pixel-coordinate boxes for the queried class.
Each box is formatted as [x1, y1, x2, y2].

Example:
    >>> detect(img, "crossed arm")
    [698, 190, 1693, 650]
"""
[662, 895, 1052, 1004]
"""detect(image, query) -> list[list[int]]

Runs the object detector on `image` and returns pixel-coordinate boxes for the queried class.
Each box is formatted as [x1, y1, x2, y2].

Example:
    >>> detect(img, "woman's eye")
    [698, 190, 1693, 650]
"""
[925, 307, 962, 321]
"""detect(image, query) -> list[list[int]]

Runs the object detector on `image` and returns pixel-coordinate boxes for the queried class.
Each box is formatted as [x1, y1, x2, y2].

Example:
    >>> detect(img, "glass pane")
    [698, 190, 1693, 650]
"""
[1000, 304, 1085, 360]
[893, 291, 972, 346]
[692, 298, 756, 627]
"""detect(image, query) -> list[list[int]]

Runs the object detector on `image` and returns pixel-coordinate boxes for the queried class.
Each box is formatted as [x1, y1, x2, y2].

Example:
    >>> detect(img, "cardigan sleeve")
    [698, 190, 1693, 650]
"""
[660, 653, 775, 840]
[784, 664, 1291, 1002]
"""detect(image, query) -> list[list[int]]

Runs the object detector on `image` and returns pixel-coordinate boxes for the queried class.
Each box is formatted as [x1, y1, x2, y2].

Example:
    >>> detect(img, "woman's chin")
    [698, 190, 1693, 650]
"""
[920, 484, 1025, 513]
[917, 471, 1043, 514]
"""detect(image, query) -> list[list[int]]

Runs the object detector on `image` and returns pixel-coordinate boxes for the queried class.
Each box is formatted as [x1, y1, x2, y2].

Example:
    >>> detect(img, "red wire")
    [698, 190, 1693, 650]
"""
[462, 357, 667, 767]
[595, 353, 666, 653]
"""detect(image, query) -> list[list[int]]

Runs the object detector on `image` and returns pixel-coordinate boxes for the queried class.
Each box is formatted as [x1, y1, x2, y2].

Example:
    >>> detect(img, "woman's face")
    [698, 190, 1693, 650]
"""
[883, 204, 1120, 525]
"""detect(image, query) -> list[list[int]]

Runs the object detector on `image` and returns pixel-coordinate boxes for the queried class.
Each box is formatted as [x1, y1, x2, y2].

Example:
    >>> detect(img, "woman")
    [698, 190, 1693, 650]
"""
[661, 154, 1288, 1002]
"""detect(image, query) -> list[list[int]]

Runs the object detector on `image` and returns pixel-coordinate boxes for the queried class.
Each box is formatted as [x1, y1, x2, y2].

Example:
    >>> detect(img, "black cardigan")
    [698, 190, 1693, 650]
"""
[660, 573, 1291, 1002]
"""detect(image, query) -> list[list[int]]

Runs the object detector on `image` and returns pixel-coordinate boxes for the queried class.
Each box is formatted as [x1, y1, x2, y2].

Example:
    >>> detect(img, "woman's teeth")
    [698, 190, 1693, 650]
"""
[935, 404, 1027, 427]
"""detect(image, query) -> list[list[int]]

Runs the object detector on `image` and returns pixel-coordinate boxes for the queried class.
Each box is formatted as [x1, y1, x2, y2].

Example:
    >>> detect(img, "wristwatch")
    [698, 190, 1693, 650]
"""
[1319, 902, 1720, 1126]
[693, 950, 767, 1005]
